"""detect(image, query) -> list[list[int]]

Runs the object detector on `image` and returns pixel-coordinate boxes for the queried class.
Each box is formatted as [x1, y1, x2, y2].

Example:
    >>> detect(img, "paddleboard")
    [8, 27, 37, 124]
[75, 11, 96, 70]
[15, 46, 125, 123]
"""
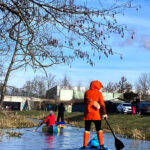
[79, 146, 109, 150]
[56, 121, 66, 128]
[79, 136, 109, 150]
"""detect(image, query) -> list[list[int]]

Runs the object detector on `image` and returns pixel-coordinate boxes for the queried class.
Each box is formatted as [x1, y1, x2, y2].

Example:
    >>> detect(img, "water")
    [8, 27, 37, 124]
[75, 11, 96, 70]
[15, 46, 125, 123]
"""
[0, 125, 150, 150]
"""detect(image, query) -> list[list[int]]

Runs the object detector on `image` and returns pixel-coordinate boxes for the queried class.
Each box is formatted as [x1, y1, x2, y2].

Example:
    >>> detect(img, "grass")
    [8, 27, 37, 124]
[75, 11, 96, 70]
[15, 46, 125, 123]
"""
[64, 112, 150, 140]
[15, 110, 50, 119]
[102, 114, 150, 140]
[0, 111, 37, 128]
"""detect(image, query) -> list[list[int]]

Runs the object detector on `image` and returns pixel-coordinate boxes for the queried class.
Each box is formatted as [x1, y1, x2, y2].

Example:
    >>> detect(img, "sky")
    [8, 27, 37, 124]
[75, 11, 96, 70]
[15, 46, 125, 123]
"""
[7, 0, 150, 88]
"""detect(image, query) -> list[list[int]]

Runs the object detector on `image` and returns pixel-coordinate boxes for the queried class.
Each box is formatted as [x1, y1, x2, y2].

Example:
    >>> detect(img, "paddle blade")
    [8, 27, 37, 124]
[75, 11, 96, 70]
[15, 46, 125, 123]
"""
[33, 128, 38, 132]
[33, 126, 40, 132]
[115, 137, 124, 150]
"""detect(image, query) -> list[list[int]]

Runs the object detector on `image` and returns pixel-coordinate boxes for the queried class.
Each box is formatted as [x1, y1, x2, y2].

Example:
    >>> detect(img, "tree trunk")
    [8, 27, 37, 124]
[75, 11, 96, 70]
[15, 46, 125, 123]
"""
[0, 42, 18, 109]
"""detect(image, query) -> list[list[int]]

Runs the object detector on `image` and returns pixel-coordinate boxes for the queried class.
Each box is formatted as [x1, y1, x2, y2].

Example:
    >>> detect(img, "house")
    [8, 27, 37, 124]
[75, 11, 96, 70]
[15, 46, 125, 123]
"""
[2, 95, 41, 111]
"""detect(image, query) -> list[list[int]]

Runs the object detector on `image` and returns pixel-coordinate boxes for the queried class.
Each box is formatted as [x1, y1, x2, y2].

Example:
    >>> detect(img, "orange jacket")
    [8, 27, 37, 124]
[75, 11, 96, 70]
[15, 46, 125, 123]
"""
[83, 81, 107, 120]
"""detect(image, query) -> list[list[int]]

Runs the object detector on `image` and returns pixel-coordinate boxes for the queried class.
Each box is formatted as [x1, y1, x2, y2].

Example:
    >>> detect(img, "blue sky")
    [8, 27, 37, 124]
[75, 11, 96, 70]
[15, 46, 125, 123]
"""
[8, 0, 150, 88]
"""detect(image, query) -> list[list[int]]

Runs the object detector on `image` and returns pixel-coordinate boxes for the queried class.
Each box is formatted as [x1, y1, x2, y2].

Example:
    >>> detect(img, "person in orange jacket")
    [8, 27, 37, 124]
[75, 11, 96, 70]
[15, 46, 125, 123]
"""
[82, 80, 108, 150]
[40, 110, 56, 126]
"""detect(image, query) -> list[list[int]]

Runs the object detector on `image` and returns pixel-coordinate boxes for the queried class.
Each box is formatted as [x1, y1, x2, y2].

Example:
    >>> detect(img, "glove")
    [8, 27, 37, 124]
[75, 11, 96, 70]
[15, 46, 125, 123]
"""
[103, 114, 108, 120]
[93, 101, 100, 109]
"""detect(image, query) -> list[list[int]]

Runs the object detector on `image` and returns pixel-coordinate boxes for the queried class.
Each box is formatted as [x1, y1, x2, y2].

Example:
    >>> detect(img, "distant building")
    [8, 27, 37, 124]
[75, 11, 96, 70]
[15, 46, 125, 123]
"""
[1, 86, 124, 113]
[46, 85, 123, 101]
[2, 96, 41, 111]
[45, 85, 124, 112]
[46, 85, 87, 101]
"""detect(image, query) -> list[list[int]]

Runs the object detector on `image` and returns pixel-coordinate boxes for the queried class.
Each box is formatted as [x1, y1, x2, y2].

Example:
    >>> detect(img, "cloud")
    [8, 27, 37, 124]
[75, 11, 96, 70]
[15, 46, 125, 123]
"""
[118, 28, 137, 47]
[140, 35, 150, 50]
[119, 37, 135, 47]
[117, 32, 150, 51]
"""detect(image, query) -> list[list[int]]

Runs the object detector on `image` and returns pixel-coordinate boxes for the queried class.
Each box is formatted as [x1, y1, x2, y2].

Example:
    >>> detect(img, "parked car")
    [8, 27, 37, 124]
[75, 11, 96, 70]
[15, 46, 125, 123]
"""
[117, 103, 132, 114]
[139, 102, 150, 115]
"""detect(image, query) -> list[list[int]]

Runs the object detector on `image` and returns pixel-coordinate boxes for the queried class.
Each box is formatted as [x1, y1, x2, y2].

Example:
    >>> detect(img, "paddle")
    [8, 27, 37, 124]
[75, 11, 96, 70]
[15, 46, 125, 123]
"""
[33, 126, 40, 132]
[33, 122, 42, 132]
[104, 119, 124, 150]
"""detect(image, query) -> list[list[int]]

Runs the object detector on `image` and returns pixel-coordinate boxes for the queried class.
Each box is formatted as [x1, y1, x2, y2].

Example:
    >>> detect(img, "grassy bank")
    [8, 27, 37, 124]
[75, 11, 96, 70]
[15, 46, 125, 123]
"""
[0, 111, 150, 140]
[0, 111, 37, 128]
[66, 112, 150, 140]
[0, 111, 38, 138]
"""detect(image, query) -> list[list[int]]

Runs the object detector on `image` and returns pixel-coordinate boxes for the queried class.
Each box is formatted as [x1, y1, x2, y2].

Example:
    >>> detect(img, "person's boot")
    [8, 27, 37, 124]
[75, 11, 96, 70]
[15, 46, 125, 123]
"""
[81, 131, 90, 149]
[97, 130, 106, 150]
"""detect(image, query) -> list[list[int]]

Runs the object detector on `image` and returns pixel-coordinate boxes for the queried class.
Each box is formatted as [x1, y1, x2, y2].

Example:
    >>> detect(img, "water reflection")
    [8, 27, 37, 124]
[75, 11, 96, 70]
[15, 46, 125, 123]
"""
[0, 126, 149, 150]
[45, 134, 54, 149]
[130, 140, 141, 149]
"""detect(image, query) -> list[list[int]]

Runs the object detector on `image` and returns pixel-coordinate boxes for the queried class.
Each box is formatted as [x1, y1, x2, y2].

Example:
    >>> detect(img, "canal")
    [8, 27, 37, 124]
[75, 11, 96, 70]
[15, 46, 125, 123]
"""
[0, 124, 150, 150]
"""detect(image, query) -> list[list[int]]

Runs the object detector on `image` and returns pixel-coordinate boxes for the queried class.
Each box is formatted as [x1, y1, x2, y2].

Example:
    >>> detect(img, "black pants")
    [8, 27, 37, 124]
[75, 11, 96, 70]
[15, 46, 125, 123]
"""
[85, 120, 102, 132]
[136, 104, 139, 114]
[57, 112, 64, 122]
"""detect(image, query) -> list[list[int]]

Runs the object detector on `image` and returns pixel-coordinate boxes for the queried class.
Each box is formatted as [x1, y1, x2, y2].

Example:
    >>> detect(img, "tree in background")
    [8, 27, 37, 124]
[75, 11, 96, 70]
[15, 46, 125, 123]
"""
[45, 73, 57, 89]
[135, 73, 150, 98]
[104, 76, 132, 93]
[22, 74, 57, 97]
[23, 81, 35, 97]
[23, 76, 46, 98]
[61, 74, 72, 88]
[123, 91, 137, 102]
[0, 0, 138, 107]
[117, 76, 132, 93]
[33, 76, 46, 98]
[103, 81, 118, 92]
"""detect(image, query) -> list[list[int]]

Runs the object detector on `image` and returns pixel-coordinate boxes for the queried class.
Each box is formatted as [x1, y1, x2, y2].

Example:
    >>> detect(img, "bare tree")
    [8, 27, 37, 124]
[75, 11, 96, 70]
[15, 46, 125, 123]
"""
[10, 87, 20, 96]
[36, 79, 46, 98]
[61, 74, 72, 88]
[23, 81, 34, 96]
[45, 73, 57, 89]
[135, 73, 150, 96]
[23, 76, 46, 97]
[104, 81, 118, 92]
[104, 76, 132, 93]
[117, 76, 132, 93]
[0, 0, 138, 107]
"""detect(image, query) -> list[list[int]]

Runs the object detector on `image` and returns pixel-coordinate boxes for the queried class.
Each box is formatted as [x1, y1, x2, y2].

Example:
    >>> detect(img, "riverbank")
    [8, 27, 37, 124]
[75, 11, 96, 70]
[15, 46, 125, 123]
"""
[66, 112, 150, 140]
[0, 111, 37, 128]
[0, 111, 150, 140]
